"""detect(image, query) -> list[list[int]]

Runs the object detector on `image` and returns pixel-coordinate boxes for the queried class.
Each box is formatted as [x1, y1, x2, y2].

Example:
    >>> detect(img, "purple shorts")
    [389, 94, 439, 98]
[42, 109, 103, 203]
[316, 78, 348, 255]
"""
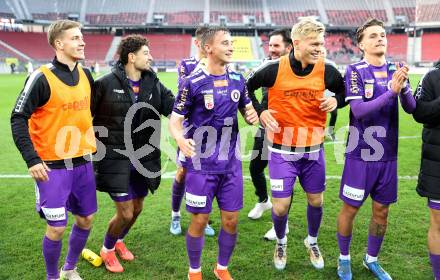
[185, 165, 243, 214]
[339, 157, 397, 207]
[35, 162, 97, 227]
[109, 166, 148, 202]
[268, 149, 326, 198]
[428, 199, 440, 210]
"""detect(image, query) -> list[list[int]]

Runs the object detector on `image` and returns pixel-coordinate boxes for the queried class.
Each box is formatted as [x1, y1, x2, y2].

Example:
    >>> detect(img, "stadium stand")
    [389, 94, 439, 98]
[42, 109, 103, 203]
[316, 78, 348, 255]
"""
[0, 31, 52, 61]
[153, 0, 203, 25]
[209, 0, 264, 24]
[416, 1, 440, 23]
[86, 13, 147, 25]
[85, 0, 149, 25]
[260, 34, 269, 57]
[386, 33, 408, 61]
[323, 0, 388, 26]
[83, 34, 113, 63]
[145, 34, 192, 65]
[326, 9, 388, 26]
[325, 33, 359, 64]
[1, 0, 440, 66]
[24, 0, 81, 21]
[0, 43, 18, 59]
[421, 32, 440, 62]
[390, 0, 416, 23]
[267, 0, 319, 26]
[0, 0, 14, 18]
[0, 31, 113, 63]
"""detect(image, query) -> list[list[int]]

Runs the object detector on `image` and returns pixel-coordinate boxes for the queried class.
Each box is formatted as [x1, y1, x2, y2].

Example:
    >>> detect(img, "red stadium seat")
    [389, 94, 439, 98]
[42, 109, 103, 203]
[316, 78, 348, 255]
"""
[422, 32, 440, 62]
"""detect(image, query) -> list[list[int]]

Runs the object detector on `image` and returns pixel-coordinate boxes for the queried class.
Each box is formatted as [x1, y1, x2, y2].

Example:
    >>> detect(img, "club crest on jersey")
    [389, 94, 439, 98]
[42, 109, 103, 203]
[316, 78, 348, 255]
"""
[204, 94, 214, 110]
[231, 89, 240, 102]
[364, 84, 374, 99]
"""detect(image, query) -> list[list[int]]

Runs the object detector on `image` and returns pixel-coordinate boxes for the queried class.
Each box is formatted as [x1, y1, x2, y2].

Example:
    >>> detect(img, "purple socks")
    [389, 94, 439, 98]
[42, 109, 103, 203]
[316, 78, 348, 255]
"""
[172, 180, 185, 212]
[337, 233, 352, 256]
[272, 210, 288, 240]
[430, 253, 440, 279]
[217, 229, 237, 266]
[43, 235, 61, 279]
[307, 204, 322, 238]
[186, 233, 205, 269]
[63, 225, 90, 270]
[103, 232, 118, 250]
[367, 234, 384, 257]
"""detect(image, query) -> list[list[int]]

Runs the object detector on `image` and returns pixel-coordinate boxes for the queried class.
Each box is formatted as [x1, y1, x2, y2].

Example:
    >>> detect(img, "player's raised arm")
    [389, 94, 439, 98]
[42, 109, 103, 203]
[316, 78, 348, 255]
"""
[345, 65, 397, 120]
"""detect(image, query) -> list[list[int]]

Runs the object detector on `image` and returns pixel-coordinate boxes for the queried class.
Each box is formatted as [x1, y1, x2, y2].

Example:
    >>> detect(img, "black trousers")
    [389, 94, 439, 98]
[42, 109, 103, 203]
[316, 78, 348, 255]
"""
[329, 109, 338, 130]
[249, 127, 269, 203]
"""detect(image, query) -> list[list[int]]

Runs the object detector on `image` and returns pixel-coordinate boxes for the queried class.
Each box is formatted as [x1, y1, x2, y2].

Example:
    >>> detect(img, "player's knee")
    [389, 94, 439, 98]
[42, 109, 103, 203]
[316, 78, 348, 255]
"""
[192, 214, 209, 229]
[272, 204, 289, 216]
[307, 192, 323, 207]
[222, 216, 238, 232]
[308, 197, 323, 207]
[372, 210, 389, 225]
[75, 214, 94, 229]
[120, 210, 134, 224]
[342, 203, 359, 218]
[133, 206, 143, 218]
[46, 225, 66, 240]
[176, 167, 187, 183]
[430, 212, 440, 232]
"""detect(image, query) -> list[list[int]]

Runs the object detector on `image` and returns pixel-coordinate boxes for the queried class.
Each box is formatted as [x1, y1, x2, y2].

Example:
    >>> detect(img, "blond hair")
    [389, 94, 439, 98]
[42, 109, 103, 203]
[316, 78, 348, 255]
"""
[291, 17, 325, 40]
[47, 20, 81, 48]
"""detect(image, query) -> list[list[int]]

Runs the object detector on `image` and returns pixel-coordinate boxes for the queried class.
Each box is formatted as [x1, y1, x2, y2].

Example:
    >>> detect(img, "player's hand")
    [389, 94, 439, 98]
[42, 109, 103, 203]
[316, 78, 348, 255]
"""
[319, 97, 337, 112]
[176, 137, 195, 158]
[244, 107, 259, 125]
[390, 63, 409, 94]
[29, 162, 51, 182]
[260, 109, 279, 132]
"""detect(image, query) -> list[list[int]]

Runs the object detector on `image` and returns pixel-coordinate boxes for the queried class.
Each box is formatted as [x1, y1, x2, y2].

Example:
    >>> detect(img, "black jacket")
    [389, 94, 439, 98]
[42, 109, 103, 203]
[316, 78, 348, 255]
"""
[413, 65, 440, 199]
[92, 62, 175, 194]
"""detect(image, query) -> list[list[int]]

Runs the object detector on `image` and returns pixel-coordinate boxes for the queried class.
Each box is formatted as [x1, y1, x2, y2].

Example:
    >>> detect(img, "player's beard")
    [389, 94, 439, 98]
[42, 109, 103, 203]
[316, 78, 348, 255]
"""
[135, 61, 150, 72]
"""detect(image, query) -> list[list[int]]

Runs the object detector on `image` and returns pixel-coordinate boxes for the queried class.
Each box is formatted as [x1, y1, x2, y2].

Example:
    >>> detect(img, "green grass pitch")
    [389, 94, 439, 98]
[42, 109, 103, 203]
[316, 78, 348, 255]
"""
[0, 72, 432, 279]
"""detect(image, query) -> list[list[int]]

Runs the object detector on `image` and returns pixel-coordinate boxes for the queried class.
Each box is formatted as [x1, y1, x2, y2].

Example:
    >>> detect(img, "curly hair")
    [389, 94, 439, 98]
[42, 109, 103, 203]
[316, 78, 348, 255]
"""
[117, 34, 149, 65]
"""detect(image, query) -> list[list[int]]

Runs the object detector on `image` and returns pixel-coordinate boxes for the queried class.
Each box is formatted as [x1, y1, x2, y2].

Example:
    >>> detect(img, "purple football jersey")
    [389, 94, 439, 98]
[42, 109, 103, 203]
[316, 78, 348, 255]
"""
[344, 60, 410, 161]
[177, 57, 206, 89]
[173, 68, 251, 174]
